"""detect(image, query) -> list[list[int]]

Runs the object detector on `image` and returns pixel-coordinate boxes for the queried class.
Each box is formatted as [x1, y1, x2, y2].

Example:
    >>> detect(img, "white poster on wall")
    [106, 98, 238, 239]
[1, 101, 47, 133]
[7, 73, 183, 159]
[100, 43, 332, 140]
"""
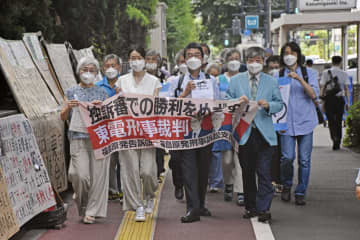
[0, 114, 56, 226]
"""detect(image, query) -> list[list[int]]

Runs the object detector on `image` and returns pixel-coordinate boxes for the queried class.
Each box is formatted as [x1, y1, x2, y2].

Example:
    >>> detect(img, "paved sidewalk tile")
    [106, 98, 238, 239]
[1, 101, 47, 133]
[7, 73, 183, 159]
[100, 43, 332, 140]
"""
[38, 200, 123, 240]
[153, 173, 256, 240]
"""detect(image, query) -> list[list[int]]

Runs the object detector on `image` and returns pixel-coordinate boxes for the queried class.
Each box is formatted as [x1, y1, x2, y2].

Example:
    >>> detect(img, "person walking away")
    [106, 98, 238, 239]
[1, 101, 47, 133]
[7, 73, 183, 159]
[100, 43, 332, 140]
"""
[320, 56, 350, 150]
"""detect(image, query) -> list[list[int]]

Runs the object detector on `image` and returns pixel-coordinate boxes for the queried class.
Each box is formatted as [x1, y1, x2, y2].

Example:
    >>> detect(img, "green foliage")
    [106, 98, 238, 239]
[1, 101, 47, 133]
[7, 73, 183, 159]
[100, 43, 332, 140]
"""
[126, 5, 150, 26]
[193, 0, 297, 49]
[193, 0, 245, 48]
[0, 0, 160, 61]
[343, 102, 360, 149]
[164, 0, 198, 62]
[0, 0, 55, 40]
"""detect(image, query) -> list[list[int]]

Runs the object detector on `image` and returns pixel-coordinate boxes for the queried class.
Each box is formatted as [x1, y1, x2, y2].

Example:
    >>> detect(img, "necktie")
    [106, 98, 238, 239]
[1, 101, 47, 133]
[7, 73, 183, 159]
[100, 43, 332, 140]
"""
[250, 76, 257, 100]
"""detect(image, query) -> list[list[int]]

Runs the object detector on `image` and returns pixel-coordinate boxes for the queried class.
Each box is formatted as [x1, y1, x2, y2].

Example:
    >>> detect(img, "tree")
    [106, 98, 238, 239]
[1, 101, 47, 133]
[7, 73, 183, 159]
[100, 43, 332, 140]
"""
[0, 0, 56, 40]
[193, 0, 297, 48]
[53, 0, 159, 60]
[164, 0, 198, 62]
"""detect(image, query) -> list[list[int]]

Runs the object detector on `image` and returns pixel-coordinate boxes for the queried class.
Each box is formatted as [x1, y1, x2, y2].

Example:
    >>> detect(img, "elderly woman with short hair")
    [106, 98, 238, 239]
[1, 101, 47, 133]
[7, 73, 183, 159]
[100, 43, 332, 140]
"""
[60, 56, 110, 224]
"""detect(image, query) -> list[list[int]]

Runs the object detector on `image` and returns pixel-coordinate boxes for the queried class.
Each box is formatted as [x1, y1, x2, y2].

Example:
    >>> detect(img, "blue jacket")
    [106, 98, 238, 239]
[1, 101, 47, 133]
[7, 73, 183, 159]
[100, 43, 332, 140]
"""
[226, 72, 283, 146]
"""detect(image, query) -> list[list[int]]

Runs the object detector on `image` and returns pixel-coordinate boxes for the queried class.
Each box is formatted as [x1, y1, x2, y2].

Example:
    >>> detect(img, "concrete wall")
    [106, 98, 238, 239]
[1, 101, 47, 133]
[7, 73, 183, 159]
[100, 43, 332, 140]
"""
[149, 2, 168, 57]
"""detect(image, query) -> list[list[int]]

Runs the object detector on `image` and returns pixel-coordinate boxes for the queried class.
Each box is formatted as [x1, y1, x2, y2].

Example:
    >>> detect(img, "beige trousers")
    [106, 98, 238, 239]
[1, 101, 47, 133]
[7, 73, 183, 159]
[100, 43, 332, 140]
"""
[109, 152, 119, 193]
[68, 138, 110, 217]
[119, 148, 158, 211]
[222, 150, 243, 193]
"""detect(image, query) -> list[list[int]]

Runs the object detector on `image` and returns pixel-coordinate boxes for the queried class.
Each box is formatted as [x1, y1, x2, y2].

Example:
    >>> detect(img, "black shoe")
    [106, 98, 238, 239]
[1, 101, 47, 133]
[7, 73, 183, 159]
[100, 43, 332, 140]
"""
[181, 209, 200, 223]
[199, 207, 212, 217]
[224, 184, 233, 202]
[175, 187, 184, 200]
[258, 211, 272, 223]
[295, 195, 306, 206]
[332, 144, 340, 150]
[243, 210, 257, 219]
[281, 187, 291, 202]
[236, 193, 245, 206]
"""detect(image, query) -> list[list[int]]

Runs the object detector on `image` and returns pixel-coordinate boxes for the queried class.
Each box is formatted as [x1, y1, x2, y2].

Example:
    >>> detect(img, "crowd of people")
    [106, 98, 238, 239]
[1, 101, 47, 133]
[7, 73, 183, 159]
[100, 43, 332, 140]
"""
[60, 40, 351, 225]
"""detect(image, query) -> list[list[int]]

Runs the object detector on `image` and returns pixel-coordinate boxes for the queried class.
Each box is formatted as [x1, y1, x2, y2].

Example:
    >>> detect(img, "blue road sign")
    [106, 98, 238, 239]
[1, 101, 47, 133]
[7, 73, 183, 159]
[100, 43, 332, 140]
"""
[244, 29, 251, 36]
[245, 15, 259, 30]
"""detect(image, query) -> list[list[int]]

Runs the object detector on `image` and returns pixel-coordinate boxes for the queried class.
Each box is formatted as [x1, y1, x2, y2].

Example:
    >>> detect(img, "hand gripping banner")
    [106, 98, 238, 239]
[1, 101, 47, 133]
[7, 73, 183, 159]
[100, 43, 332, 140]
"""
[77, 93, 258, 159]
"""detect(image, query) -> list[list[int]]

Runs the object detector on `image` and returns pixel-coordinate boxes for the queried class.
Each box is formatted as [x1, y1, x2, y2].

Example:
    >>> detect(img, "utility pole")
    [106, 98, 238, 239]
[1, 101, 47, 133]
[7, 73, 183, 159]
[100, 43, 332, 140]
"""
[266, 0, 272, 48]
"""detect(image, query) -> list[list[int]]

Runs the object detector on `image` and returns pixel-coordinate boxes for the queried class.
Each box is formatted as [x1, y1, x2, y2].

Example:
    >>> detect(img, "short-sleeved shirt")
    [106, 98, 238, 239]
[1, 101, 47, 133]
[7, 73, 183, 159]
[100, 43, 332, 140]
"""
[320, 66, 350, 97]
[66, 85, 108, 139]
[116, 72, 162, 95]
[95, 76, 119, 97]
[274, 67, 320, 136]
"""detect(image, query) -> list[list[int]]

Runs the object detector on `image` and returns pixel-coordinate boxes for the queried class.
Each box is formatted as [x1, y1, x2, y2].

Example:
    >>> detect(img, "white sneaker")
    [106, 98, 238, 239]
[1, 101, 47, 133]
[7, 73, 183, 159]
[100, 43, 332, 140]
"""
[135, 206, 146, 222]
[145, 199, 154, 214]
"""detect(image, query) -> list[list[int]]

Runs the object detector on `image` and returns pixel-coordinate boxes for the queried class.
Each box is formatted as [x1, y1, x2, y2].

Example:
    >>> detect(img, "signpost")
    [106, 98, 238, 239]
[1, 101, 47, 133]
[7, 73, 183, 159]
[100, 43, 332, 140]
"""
[245, 15, 259, 30]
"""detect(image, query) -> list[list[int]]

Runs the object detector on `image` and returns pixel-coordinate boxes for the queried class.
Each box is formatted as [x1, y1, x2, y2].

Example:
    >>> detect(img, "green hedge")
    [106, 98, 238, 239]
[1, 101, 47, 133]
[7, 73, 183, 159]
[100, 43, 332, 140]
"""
[343, 101, 360, 148]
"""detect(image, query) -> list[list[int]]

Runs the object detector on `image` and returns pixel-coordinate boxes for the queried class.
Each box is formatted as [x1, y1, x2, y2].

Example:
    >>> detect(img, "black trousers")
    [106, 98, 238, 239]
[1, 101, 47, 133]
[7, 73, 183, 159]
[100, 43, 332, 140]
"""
[156, 148, 166, 177]
[271, 133, 281, 184]
[169, 150, 183, 189]
[182, 144, 212, 212]
[325, 96, 345, 146]
[238, 128, 274, 213]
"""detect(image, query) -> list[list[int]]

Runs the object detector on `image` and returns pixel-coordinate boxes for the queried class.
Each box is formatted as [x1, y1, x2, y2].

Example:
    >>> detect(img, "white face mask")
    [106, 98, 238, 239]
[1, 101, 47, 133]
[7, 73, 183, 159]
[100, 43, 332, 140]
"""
[269, 69, 279, 77]
[104, 67, 119, 79]
[247, 62, 263, 75]
[179, 63, 188, 75]
[146, 63, 158, 71]
[186, 57, 202, 71]
[130, 59, 145, 72]
[283, 55, 297, 67]
[203, 54, 209, 64]
[80, 72, 96, 84]
[227, 60, 241, 72]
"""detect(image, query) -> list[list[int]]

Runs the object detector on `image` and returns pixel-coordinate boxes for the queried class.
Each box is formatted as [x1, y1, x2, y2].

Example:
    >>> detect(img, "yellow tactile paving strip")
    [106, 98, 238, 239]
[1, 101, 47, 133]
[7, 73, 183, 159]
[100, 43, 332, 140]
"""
[115, 155, 169, 240]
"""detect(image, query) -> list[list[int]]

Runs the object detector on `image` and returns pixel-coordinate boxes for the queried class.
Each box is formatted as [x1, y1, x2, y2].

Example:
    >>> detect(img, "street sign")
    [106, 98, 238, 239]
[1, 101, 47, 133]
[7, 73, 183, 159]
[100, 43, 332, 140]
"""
[244, 29, 251, 36]
[298, 0, 357, 12]
[245, 15, 259, 30]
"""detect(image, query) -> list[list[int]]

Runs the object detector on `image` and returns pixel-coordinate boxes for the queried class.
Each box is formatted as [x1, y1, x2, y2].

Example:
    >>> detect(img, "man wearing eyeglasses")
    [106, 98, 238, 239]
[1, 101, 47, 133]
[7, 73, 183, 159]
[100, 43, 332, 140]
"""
[169, 42, 220, 223]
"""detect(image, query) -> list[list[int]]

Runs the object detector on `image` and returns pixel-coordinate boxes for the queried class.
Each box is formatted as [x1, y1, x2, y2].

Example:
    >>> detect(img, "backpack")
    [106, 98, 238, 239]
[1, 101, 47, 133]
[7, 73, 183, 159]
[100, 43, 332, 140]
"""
[322, 70, 341, 99]
[174, 73, 210, 97]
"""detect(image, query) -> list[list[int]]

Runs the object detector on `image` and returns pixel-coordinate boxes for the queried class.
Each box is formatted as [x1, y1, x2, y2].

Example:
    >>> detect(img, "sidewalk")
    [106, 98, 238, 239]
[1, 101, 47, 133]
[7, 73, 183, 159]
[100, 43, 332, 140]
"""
[270, 126, 360, 240]
[14, 125, 360, 240]
[153, 173, 256, 240]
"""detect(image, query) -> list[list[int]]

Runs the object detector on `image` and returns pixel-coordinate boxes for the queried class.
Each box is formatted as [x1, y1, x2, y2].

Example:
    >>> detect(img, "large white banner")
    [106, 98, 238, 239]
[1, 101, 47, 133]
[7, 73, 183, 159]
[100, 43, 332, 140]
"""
[0, 114, 56, 226]
[298, 0, 357, 11]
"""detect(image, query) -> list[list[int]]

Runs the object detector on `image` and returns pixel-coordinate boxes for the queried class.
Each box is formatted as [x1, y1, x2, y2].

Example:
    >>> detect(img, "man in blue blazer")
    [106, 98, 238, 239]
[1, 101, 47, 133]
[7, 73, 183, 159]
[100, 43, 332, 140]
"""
[226, 47, 283, 223]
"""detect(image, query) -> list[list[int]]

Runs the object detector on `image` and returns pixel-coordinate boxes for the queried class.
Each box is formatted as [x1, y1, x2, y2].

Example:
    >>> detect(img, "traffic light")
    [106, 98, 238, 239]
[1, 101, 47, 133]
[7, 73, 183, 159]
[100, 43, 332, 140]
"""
[224, 31, 229, 46]
[232, 17, 241, 36]
[305, 32, 314, 40]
